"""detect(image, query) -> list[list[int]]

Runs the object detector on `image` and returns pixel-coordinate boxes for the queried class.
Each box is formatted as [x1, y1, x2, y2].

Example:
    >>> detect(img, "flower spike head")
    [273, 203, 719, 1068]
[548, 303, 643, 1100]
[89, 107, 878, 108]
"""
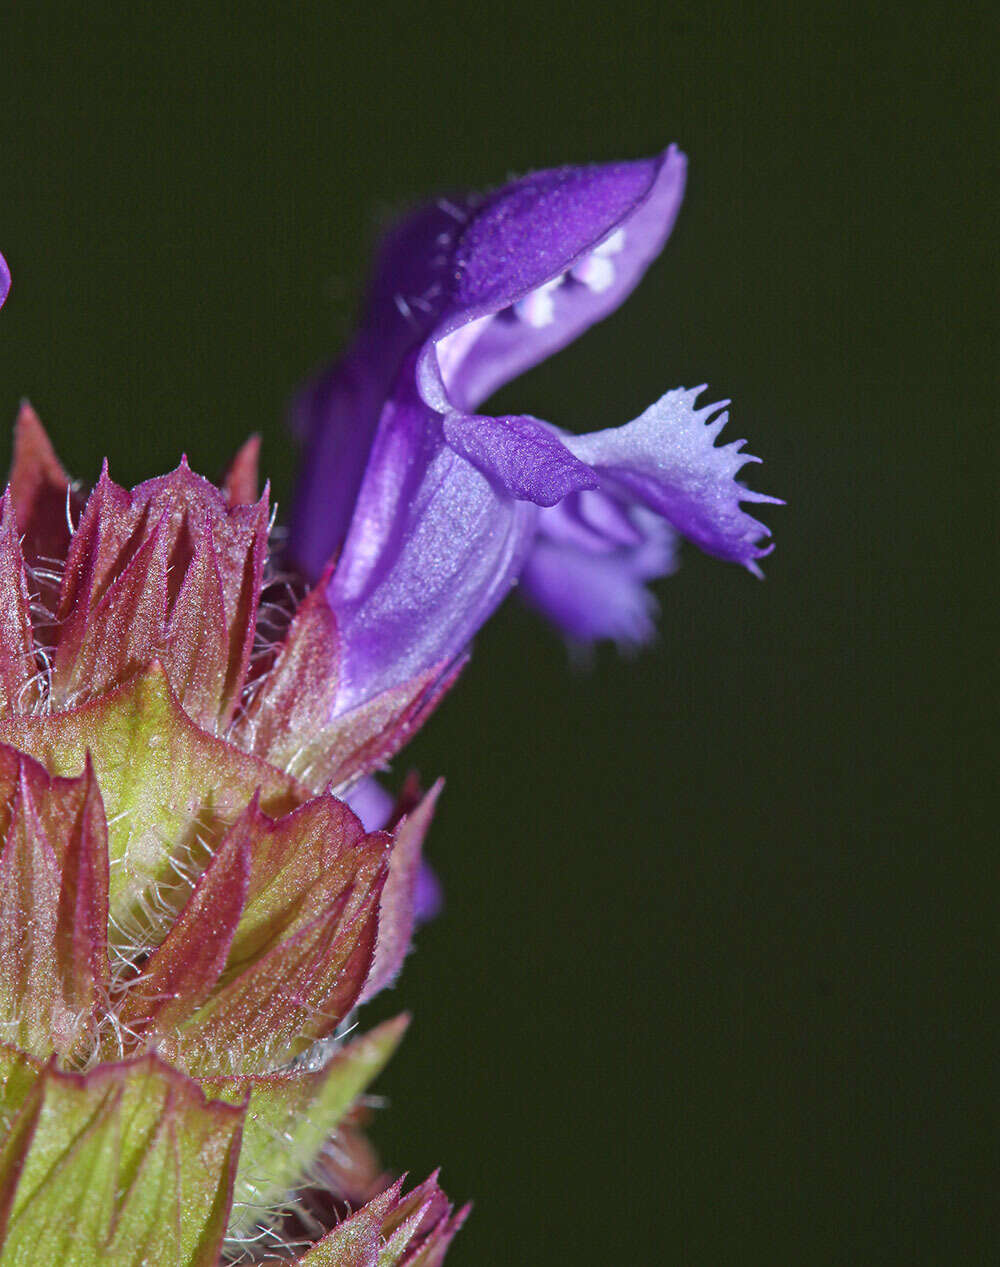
[291, 146, 779, 711]
[0, 410, 462, 1260]
[0, 417, 429, 1060]
[0, 144, 784, 1264]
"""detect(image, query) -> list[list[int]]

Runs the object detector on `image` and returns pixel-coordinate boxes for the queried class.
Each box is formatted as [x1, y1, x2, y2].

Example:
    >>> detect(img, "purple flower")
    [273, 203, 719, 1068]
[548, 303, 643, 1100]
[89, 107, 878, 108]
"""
[291, 146, 780, 713]
[0, 253, 10, 309]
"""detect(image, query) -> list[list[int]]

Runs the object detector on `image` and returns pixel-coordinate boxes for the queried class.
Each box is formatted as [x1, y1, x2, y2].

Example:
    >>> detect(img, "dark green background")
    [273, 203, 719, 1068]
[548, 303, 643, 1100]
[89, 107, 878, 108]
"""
[1, 5, 993, 1264]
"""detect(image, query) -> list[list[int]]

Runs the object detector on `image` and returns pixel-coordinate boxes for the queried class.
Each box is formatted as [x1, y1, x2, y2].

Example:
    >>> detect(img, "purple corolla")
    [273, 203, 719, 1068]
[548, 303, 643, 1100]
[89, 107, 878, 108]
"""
[291, 146, 779, 714]
[0, 254, 10, 309]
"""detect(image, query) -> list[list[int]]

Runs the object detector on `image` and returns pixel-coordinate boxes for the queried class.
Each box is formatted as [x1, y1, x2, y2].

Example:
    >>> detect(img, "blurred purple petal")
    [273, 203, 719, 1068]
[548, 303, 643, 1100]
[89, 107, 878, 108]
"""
[521, 500, 678, 646]
[414, 859, 443, 924]
[0, 253, 10, 309]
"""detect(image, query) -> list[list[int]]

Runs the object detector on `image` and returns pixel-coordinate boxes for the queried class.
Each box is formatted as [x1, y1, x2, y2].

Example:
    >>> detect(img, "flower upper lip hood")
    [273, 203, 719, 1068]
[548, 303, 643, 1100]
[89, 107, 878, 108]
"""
[417, 145, 688, 414]
[291, 146, 780, 715]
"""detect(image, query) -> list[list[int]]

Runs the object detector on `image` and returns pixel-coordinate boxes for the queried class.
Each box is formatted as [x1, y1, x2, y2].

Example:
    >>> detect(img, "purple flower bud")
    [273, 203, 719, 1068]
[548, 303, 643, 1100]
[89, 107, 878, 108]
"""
[291, 147, 780, 710]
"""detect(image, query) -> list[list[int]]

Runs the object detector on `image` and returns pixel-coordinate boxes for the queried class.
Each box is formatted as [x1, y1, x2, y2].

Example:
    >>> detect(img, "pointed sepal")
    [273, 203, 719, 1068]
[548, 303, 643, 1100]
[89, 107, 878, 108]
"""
[160, 824, 388, 1073]
[316, 663, 463, 793]
[235, 578, 463, 791]
[0, 494, 39, 714]
[113, 807, 254, 1044]
[290, 1185, 396, 1266]
[0, 1054, 245, 1265]
[51, 459, 269, 729]
[222, 435, 261, 506]
[289, 1174, 468, 1267]
[115, 791, 389, 1072]
[204, 1016, 408, 1240]
[380, 1171, 469, 1267]
[360, 780, 442, 1004]
[6, 403, 80, 589]
[0, 664, 304, 949]
[232, 574, 342, 782]
[0, 749, 109, 1058]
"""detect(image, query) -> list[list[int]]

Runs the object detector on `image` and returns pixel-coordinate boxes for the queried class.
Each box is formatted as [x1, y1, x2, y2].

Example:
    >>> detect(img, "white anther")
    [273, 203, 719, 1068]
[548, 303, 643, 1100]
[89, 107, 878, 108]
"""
[596, 227, 626, 255]
[572, 253, 616, 293]
[514, 275, 564, 327]
[572, 227, 626, 293]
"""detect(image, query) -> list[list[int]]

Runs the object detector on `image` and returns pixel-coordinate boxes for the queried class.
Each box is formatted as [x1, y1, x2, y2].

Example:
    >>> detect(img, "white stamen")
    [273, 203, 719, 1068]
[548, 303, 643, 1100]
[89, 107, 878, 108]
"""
[570, 228, 623, 293]
[572, 226, 626, 293]
[572, 254, 616, 293]
[514, 275, 563, 328]
[596, 227, 626, 255]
